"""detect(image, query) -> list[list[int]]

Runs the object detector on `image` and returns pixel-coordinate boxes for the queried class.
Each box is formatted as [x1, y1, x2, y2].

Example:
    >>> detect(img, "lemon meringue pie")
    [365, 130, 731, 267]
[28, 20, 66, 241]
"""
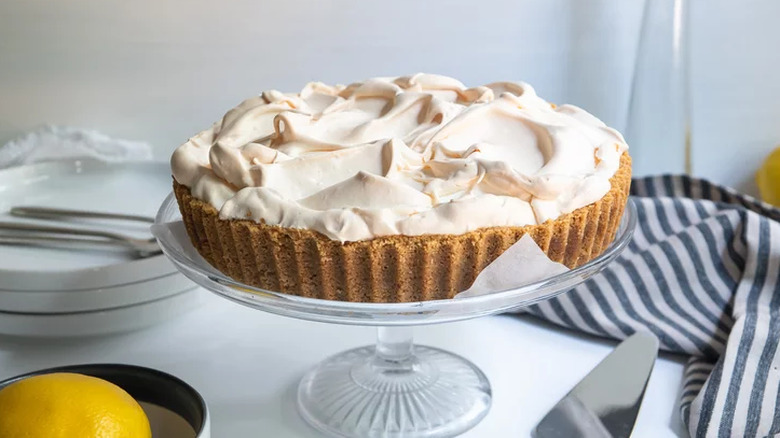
[171, 73, 631, 302]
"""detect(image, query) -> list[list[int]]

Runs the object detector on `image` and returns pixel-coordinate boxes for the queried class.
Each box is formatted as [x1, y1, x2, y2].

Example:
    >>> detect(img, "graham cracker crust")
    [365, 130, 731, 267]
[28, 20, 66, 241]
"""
[173, 153, 631, 303]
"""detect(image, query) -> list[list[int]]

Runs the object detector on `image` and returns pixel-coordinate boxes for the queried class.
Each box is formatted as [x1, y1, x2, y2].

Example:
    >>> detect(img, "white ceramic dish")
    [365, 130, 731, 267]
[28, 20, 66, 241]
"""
[0, 159, 179, 291]
[0, 288, 205, 337]
[0, 272, 197, 313]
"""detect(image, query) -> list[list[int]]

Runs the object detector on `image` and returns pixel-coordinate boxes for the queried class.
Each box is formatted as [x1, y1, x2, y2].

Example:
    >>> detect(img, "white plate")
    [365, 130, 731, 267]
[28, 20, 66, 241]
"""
[0, 288, 205, 337]
[0, 159, 179, 290]
[0, 272, 197, 313]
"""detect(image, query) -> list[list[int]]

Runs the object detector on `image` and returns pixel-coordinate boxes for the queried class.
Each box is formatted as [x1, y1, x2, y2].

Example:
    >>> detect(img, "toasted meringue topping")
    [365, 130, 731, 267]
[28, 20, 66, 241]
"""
[172, 73, 628, 241]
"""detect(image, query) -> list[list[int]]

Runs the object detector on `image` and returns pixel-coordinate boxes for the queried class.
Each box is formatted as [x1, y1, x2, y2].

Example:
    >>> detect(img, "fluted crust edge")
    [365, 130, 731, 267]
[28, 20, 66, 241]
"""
[173, 153, 631, 302]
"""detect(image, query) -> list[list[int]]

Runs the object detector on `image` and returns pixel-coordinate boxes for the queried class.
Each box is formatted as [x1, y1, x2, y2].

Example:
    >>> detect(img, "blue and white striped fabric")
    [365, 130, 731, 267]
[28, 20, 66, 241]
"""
[525, 175, 780, 438]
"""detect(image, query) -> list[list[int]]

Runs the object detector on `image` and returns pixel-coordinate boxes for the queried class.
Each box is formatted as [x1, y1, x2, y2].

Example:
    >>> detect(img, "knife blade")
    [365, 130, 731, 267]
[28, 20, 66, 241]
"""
[533, 332, 660, 438]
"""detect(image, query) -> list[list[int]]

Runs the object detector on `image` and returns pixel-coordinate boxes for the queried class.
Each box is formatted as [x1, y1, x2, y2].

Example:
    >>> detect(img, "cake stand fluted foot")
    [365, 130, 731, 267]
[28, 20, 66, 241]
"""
[297, 327, 491, 438]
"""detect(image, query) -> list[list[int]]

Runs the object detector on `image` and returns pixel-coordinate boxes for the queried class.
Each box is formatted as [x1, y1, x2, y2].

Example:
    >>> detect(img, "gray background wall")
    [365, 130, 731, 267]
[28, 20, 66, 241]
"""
[1, 0, 778, 194]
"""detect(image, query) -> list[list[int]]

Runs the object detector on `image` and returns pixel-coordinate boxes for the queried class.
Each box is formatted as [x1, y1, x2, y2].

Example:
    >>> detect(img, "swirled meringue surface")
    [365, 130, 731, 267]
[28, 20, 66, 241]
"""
[171, 73, 628, 242]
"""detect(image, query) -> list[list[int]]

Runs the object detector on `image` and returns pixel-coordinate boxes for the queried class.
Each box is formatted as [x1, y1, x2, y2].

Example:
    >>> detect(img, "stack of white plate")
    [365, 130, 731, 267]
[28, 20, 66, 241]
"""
[0, 159, 202, 337]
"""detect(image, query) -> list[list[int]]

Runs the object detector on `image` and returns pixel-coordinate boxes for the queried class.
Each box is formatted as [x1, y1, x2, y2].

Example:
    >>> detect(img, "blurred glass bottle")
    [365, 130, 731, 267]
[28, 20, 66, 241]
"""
[625, 0, 691, 176]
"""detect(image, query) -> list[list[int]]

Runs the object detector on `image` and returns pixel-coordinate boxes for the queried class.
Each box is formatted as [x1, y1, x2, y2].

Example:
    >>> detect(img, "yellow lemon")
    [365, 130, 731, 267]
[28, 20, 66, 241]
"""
[757, 146, 780, 207]
[0, 372, 151, 438]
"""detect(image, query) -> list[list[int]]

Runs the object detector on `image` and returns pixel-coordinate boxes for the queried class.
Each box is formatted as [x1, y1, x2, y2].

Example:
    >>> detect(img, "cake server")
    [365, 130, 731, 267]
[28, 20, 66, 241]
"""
[533, 332, 659, 438]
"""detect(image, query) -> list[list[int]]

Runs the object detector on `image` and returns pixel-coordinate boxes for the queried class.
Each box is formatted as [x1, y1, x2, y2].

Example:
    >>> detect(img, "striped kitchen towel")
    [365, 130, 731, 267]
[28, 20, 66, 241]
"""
[525, 175, 780, 438]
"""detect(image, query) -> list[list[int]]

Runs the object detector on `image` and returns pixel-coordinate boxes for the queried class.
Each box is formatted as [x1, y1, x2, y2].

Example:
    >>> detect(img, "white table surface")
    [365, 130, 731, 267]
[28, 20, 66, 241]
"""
[0, 290, 689, 438]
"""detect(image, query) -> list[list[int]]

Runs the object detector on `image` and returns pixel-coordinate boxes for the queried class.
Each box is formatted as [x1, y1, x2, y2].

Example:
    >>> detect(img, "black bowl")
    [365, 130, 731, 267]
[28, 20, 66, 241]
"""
[0, 363, 209, 437]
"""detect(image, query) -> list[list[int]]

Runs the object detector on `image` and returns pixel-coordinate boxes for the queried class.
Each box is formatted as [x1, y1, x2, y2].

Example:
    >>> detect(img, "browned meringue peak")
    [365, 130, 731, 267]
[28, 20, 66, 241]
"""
[171, 73, 628, 241]
[299, 171, 431, 211]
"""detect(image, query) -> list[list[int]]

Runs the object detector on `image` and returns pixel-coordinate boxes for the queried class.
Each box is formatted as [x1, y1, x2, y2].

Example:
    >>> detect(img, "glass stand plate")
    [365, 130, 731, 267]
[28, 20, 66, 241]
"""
[154, 194, 636, 437]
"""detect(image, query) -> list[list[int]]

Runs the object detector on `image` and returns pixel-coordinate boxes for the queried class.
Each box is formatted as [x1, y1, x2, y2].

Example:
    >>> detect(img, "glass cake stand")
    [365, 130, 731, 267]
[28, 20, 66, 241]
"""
[153, 194, 636, 438]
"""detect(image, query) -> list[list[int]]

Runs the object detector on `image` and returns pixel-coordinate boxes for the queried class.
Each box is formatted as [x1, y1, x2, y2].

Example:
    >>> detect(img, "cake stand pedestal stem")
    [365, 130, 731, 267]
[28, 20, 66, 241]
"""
[373, 326, 414, 370]
[297, 325, 492, 438]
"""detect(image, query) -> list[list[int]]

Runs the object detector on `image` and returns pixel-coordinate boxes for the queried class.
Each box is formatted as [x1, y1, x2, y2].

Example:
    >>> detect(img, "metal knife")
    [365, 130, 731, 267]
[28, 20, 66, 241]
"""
[533, 332, 660, 438]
